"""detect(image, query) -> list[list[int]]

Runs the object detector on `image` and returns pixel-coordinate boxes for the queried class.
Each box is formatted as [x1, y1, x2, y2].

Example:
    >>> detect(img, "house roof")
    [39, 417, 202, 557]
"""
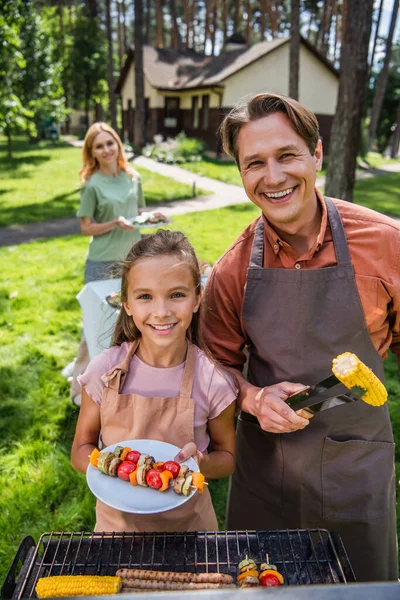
[115, 36, 338, 94]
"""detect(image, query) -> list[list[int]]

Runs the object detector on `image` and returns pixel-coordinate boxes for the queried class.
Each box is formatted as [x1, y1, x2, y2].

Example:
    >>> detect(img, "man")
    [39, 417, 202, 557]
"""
[203, 93, 399, 582]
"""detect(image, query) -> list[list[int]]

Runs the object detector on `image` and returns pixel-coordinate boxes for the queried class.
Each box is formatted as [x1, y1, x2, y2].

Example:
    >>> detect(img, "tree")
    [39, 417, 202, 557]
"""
[289, 0, 300, 100]
[0, 0, 34, 157]
[105, 0, 117, 128]
[369, 0, 384, 75]
[69, 4, 107, 126]
[134, 0, 145, 151]
[325, 0, 374, 202]
[368, 0, 399, 149]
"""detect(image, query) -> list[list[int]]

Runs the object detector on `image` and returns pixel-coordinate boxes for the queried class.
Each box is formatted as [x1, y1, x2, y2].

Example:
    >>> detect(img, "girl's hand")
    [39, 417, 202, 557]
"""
[174, 442, 203, 467]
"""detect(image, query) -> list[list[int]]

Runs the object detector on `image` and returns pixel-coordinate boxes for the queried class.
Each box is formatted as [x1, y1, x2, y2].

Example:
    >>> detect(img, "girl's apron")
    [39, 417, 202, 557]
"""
[227, 197, 397, 582]
[95, 341, 218, 532]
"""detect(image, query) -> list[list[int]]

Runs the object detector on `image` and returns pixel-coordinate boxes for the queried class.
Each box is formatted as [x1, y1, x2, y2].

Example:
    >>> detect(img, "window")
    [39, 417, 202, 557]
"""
[202, 95, 209, 130]
[192, 96, 199, 129]
[164, 97, 180, 128]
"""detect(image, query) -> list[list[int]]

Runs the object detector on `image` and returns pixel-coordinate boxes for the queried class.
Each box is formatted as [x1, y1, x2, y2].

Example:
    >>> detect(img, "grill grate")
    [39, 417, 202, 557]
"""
[3, 529, 355, 599]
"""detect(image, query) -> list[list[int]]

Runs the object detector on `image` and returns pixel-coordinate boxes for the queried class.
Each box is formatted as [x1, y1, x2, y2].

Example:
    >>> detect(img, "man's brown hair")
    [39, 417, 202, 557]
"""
[219, 93, 320, 166]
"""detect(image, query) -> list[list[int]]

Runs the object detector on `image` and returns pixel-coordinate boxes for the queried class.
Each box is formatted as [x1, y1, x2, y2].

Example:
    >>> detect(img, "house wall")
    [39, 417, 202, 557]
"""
[299, 46, 338, 115]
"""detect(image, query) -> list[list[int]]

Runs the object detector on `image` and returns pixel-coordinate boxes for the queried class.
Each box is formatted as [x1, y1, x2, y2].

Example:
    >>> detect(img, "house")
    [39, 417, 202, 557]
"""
[115, 34, 339, 153]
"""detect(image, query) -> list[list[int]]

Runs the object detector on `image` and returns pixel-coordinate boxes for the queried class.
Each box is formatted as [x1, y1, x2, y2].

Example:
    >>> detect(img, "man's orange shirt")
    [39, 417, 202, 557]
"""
[203, 191, 400, 373]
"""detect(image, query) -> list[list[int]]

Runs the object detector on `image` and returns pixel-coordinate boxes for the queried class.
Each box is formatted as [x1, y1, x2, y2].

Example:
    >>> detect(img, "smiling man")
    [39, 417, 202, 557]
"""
[203, 93, 400, 582]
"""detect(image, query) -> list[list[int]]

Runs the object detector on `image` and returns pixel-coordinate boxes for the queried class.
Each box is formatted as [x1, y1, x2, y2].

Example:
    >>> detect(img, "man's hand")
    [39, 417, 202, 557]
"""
[244, 382, 311, 433]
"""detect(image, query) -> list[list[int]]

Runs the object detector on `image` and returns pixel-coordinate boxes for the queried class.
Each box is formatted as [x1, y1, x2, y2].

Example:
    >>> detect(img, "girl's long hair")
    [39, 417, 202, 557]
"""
[113, 230, 204, 349]
[79, 122, 136, 182]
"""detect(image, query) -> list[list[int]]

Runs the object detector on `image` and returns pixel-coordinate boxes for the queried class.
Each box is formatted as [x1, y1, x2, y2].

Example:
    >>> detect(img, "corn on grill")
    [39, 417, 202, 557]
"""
[2, 529, 356, 599]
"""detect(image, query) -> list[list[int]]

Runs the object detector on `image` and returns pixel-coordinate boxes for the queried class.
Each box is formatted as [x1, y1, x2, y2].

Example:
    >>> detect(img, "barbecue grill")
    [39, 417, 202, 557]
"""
[3, 528, 355, 599]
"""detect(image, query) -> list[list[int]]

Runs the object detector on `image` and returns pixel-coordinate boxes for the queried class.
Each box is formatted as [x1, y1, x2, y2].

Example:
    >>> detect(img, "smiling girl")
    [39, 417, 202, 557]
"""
[71, 230, 237, 532]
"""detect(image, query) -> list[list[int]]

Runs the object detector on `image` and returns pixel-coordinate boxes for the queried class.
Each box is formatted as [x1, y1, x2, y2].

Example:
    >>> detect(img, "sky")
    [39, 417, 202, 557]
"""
[377, 0, 400, 43]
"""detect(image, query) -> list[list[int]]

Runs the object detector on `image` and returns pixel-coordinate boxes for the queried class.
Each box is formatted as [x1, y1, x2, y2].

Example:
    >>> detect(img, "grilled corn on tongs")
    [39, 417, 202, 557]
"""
[286, 352, 388, 415]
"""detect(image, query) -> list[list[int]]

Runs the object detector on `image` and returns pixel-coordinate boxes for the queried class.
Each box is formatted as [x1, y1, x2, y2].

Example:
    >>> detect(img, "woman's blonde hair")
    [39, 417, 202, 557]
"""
[79, 122, 135, 182]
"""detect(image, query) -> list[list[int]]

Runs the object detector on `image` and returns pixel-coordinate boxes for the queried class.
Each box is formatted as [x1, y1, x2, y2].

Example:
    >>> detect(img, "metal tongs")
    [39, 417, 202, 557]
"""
[285, 373, 367, 415]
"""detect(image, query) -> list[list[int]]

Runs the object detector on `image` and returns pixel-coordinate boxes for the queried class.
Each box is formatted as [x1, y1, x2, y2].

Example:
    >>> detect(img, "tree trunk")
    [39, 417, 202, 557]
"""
[368, 0, 399, 149]
[185, 0, 191, 48]
[170, 0, 182, 49]
[369, 0, 384, 74]
[210, 0, 217, 55]
[321, 0, 333, 57]
[260, 0, 266, 41]
[121, 0, 128, 50]
[325, 0, 374, 202]
[204, 0, 211, 52]
[332, 0, 338, 63]
[390, 100, 400, 158]
[267, 0, 278, 37]
[156, 0, 163, 47]
[289, 0, 300, 100]
[144, 0, 150, 44]
[117, 1, 123, 67]
[222, 0, 228, 46]
[134, 0, 146, 151]
[233, 0, 241, 33]
[105, 0, 117, 129]
[245, 0, 251, 43]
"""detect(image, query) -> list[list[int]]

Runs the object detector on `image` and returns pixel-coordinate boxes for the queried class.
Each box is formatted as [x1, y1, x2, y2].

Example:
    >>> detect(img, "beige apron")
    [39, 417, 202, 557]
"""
[95, 340, 218, 532]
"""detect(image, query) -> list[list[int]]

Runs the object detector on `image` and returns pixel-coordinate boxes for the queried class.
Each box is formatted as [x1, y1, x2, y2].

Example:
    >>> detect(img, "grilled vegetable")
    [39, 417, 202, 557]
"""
[35, 575, 122, 598]
[129, 469, 138, 486]
[162, 460, 181, 479]
[137, 464, 151, 486]
[146, 469, 163, 489]
[178, 465, 190, 478]
[182, 474, 193, 497]
[237, 557, 259, 588]
[332, 352, 387, 406]
[125, 450, 141, 464]
[119, 447, 132, 461]
[173, 476, 185, 494]
[117, 461, 137, 481]
[113, 446, 125, 457]
[121, 579, 235, 590]
[159, 470, 173, 491]
[97, 452, 115, 475]
[89, 448, 101, 468]
[192, 472, 205, 492]
[259, 556, 284, 587]
[108, 456, 122, 477]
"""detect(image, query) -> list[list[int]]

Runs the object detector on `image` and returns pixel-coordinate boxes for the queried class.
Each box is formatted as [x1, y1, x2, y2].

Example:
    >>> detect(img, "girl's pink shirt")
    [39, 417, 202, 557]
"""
[78, 342, 237, 453]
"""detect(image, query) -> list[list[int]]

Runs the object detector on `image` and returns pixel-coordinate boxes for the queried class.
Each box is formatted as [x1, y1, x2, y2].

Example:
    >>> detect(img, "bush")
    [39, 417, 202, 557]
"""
[143, 132, 206, 164]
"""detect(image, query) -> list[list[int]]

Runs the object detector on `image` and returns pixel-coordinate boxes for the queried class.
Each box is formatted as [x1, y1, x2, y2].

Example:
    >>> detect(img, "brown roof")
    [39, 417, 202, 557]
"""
[115, 36, 338, 94]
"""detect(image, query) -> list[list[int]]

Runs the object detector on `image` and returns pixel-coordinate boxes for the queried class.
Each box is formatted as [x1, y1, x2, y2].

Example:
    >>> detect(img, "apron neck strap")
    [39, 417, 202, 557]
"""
[180, 342, 197, 399]
[324, 196, 352, 267]
[249, 197, 352, 268]
[101, 339, 140, 392]
[249, 217, 265, 267]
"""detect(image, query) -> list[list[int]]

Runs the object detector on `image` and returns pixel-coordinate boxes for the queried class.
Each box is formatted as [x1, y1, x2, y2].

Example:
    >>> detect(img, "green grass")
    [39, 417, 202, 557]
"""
[1, 204, 400, 585]
[362, 151, 400, 169]
[0, 137, 205, 227]
[353, 172, 400, 217]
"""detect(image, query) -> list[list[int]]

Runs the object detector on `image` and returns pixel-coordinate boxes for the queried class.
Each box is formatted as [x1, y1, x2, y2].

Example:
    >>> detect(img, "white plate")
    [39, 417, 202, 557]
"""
[86, 439, 198, 514]
[127, 212, 171, 228]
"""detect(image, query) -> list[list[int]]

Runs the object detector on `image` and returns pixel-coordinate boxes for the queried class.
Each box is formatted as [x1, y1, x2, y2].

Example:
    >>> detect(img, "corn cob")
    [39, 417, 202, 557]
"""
[332, 352, 387, 407]
[35, 575, 122, 598]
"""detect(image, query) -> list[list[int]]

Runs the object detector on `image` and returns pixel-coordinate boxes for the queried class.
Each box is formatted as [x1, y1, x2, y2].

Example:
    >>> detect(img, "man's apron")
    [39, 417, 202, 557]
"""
[227, 197, 397, 582]
[95, 340, 218, 532]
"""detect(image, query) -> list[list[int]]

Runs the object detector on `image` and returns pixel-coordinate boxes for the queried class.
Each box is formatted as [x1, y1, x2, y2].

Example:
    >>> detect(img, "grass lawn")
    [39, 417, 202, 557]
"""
[0, 137, 205, 228]
[1, 203, 400, 585]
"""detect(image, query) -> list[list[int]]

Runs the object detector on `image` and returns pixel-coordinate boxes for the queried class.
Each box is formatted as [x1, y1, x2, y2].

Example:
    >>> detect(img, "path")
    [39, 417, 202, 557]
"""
[1, 146, 399, 247]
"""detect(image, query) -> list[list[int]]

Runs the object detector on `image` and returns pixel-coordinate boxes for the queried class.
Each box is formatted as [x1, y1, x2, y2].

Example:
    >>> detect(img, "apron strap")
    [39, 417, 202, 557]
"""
[249, 217, 265, 268]
[180, 342, 197, 400]
[249, 196, 353, 269]
[324, 196, 353, 267]
[101, 339, 140, 392]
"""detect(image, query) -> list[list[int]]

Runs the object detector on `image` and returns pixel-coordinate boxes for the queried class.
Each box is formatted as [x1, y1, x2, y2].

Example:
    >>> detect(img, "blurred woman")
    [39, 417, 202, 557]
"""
[70, 122, 146, 405]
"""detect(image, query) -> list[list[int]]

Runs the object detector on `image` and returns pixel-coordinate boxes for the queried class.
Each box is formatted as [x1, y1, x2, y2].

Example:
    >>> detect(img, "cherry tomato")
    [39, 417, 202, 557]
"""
[259, 573, 281, 587]
[161, 460, 181, 479]
[125, 450, 141, 464]
[146, 469, 163, 489]
[117, 461, 137, 481]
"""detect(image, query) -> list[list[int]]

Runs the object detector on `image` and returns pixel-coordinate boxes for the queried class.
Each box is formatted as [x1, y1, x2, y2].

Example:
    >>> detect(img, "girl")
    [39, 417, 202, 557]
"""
[70, 122, 146, 406]
[71, 230, 237, 532]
